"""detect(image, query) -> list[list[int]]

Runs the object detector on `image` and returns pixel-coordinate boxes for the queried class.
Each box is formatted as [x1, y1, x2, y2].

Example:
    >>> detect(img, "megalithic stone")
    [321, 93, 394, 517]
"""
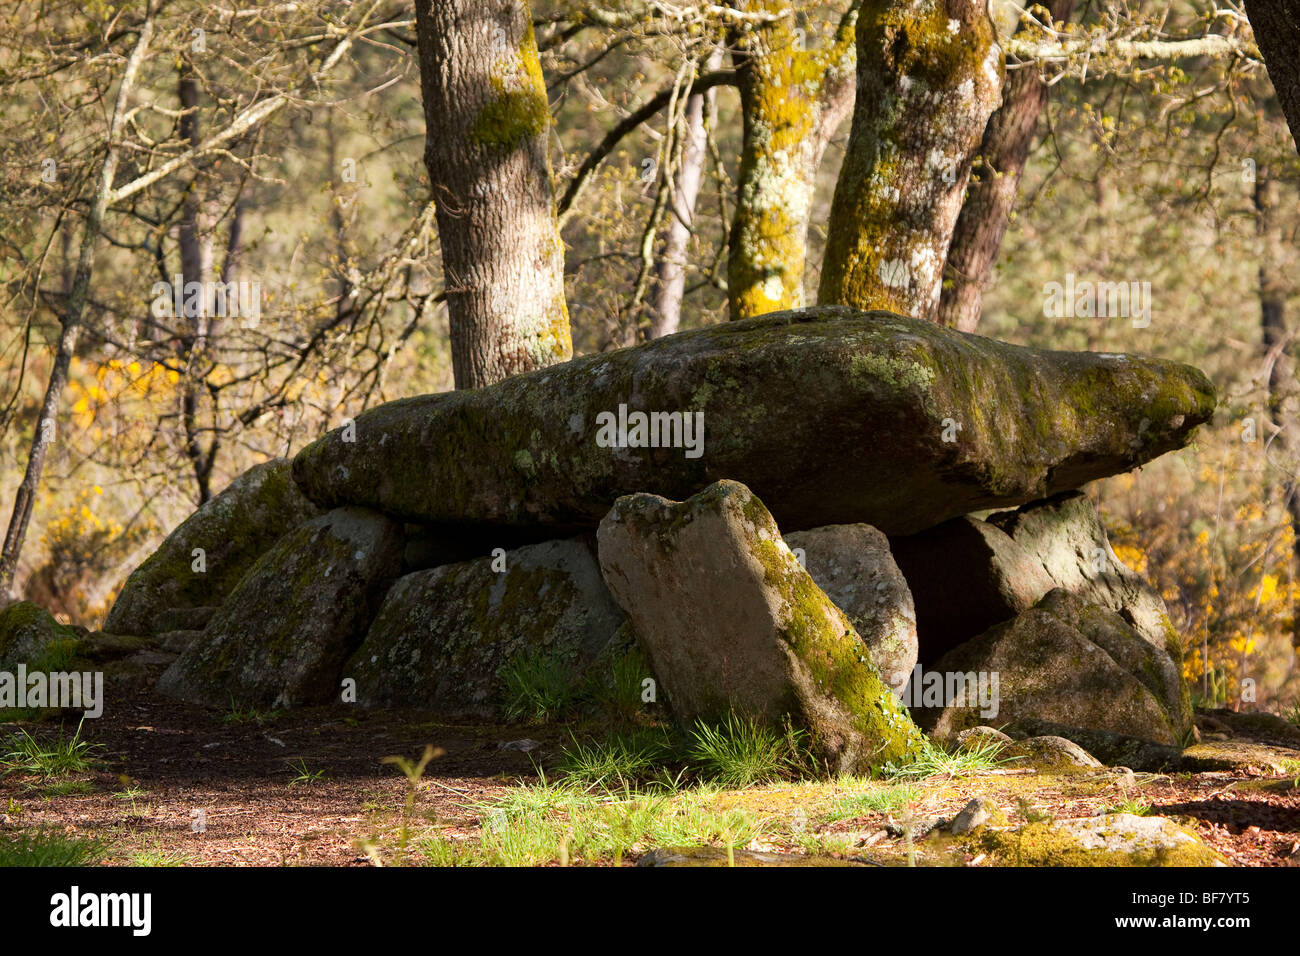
[292, 307, 1216, 536]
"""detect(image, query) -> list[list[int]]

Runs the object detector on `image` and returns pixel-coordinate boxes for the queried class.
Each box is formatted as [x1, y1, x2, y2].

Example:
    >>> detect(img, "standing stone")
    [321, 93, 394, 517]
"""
[989, 492, 1192, 735]
[156, 507, 403, 709]
[346, 537, 630, 717]
[597, 479, 924, 775]
[783, 524, 918, 693]
[989, 492, 1179, 655]
[105, 459, 321, 636]
[0, 601, 82, 671]
[921, 589, 1192, 746]
[889, 515, 1056, 665]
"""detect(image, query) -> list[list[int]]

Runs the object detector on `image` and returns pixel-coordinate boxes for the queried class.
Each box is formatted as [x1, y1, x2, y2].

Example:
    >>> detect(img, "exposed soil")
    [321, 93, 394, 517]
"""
[1, 670, 1298, 866]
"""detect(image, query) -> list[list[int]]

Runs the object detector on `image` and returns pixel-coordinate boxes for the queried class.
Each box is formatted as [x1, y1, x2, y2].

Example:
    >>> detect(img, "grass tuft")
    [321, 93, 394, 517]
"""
[823, 783, 921, 823]
[880, 737, 1008, 782]
[0, 828, 106, 866]
[1, 720, 103, 778]
[500, 650, 576, 724]
[687, 714, 801, 789]
[555, 728, 679, 793]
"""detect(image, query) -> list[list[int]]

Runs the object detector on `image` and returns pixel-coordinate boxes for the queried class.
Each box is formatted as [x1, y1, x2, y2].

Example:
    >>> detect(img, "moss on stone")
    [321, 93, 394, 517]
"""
[749, 524, 924, 772]
[977, 817, 1225, 867]
[0, 601, 84, 670]
[293, 309, 1216, 539]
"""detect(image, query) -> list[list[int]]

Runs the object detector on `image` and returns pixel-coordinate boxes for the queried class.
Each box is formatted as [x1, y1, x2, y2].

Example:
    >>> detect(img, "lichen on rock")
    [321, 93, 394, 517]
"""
[105, 459, 321, 636]
[596, 479, 924, 775]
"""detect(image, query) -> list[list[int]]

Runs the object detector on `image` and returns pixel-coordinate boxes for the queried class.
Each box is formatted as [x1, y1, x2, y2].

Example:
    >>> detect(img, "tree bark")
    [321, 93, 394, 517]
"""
[0, 17, 155, 603]
[1246, 0, 1300, 149]
[818, 0, 1003, 320]
[415, 0, 572, 389]
[650, 47, 724, 339]
[177, 67, 216, 505]
[1255, 167, 1300, 600]
[938, 0, 1075, 332]
[727, 1, 859, 319]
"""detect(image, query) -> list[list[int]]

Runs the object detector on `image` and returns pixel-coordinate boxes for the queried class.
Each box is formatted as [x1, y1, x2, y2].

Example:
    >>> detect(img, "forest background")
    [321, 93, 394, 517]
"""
[1, 0, 1296, 713]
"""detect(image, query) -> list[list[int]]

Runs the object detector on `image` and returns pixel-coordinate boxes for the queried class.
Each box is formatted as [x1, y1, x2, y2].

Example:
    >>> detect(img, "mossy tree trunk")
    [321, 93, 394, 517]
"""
[818, 0, 1003, 321]
[415, 0, 572, 389]
[725, 1, 858, 320]
[937, 0, 1075, 332]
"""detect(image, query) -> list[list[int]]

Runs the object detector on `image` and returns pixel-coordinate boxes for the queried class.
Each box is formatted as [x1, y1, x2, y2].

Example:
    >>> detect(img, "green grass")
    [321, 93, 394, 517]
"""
[286, 758, 325, 787]
[0, 828, 107, 866]
[880, 737, 1009, 782]
[589, 648, 654, 721]
[500, 649, 577, 723]
[1105, 795, 1153, 816]
[823, 783, 921, 823]
[555, 728, 680, 793]
[687, 715, 803, 788]
[128, 847, 196, 867]
[451, 778, 770, 866]
[419, 835, 481, 866]
[1, 720, 103, 777]
[32, 778, 95, 797]
[1284, 703, 1300, 728]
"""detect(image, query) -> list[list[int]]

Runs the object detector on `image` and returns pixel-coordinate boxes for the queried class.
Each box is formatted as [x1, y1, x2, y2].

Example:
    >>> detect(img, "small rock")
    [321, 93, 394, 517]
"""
[978, 813, 1226, 866]
[498, 739, 543, 753]
[1179, 740, 1300, 775]
[885, 816, 948, 839]
[954, 726, 1014, 751]
[1004, 718, 1182, 772]
[951, 797, 999, 835]
[1005, 735, 1103, 771]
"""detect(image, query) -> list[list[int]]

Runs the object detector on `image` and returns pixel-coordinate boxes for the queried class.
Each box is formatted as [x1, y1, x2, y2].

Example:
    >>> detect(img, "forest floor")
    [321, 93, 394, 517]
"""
[1, 671, 1298, 867]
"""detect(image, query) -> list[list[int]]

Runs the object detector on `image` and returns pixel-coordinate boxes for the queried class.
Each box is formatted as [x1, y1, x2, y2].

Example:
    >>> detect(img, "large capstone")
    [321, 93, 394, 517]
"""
[105, 459, 321, 636]
[292, 308, 1214, 536]
[596, 479, 924, 775]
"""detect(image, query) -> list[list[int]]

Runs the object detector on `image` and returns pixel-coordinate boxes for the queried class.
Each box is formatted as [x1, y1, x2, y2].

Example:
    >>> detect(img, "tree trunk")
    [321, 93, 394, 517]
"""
[650, 47, 724, 339]
[819, 0, 1003, 320]
[1255, 167, 1300, 598]
[415, 0, 572, 389]
[726, 1, 858, 319]
[0, 17, 155, 603]
[1245, 0, 1300, 147]
[177, 67, 216, 505]
[938, 0, 1075, 332]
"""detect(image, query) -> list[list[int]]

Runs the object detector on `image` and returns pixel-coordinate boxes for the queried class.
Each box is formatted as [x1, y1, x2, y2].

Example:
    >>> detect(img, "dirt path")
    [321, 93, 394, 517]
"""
[2, 689, 1298, 866]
